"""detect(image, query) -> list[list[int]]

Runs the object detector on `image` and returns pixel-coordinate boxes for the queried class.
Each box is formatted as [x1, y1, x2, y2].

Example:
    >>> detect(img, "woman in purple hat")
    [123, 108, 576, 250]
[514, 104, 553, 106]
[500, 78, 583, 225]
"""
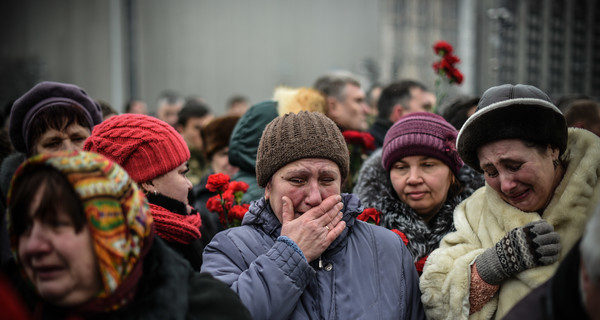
[0, 81, 103, 264]
[354, 112, 484, 274]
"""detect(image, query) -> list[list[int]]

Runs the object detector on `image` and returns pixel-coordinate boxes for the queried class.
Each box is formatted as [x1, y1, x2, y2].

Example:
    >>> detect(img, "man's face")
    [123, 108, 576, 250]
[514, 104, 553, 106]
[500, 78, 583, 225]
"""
[405, 87, 434, 113]
[157, 103, 182, 127]
[328, 84, 369, 131]
[181, 115, 213, 151]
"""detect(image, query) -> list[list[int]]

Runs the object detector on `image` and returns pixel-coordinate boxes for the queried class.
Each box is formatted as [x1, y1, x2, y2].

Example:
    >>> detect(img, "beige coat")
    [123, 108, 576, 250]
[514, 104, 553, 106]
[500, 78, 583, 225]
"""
[420, 128, 600, 320]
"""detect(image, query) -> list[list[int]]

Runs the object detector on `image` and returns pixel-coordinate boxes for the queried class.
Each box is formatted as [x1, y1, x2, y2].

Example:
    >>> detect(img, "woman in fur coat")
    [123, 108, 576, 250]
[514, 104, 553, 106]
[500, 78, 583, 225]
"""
[354, 112, 484, 274]
[419, 84, 600, 320]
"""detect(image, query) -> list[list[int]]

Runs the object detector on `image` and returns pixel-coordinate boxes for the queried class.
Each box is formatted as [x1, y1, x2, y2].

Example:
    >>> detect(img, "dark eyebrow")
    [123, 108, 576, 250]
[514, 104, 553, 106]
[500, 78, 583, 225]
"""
[481, 158, 522, 170]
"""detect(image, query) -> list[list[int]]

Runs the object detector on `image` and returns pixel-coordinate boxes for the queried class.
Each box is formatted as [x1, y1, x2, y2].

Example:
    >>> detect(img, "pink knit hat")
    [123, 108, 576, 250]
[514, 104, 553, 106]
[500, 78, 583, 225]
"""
[84, 114, 190, 182]
[381, 112, 463, 175]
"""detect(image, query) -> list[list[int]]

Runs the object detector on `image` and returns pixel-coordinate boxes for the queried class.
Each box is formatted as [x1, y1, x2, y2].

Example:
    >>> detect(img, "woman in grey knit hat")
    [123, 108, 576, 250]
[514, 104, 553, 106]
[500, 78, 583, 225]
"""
[201, 111, 425, 320]
[420, 84, 600, 320]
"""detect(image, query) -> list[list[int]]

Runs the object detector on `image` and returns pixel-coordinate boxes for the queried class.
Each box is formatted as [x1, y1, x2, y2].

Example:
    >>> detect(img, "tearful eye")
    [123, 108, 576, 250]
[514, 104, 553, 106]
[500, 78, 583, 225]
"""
[485, 170, 498, 178]
[507, 164, 522, 172]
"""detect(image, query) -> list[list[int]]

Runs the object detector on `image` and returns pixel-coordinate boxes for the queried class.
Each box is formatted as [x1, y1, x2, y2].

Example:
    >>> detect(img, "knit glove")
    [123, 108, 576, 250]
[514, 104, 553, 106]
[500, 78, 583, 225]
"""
[475, 220, 560, 285]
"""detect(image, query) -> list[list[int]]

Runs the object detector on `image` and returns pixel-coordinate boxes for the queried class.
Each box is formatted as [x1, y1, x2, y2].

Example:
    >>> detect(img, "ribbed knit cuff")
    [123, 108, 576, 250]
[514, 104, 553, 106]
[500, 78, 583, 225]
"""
[277, 236, 306, 261]
[469, 263, 500, 314]
[474, 246, 508, 285]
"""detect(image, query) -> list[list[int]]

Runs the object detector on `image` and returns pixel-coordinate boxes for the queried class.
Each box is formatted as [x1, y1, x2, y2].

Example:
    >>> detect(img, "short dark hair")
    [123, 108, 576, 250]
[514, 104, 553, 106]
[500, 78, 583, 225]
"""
[441, 95, 480, 130]
[564, 99, 600, 127]
[9, 165, 86, 238]
[96, 99, 117, 119]
[177, 98, 211, 127]
[26, 105, 91, 156]
[377, 80, 426, 119]
[227, 95, 248, 108]
[124, 99, 142, 113]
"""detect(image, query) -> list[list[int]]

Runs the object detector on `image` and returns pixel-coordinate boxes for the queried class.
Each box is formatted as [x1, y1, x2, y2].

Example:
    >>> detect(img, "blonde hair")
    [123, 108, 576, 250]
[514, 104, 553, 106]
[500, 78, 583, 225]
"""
[272, 86, 326, 115]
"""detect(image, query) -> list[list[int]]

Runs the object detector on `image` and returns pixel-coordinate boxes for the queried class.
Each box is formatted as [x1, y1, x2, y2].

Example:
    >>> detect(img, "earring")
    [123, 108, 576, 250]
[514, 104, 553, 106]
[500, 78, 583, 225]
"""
[154, 190, 158, 196]
[553, 159, 560, 169]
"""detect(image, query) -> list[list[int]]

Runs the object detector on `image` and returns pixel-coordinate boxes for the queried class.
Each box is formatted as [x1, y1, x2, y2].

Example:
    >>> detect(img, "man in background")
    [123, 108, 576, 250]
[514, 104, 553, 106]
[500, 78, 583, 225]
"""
[313, 71, 370, 132]
[369, 80, 432, 148]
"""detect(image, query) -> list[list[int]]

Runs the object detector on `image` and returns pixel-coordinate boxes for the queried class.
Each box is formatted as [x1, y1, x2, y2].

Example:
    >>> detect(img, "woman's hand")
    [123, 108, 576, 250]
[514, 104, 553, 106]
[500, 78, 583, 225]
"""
[280, 195, 346, 262]
[475, 220, 561, 285]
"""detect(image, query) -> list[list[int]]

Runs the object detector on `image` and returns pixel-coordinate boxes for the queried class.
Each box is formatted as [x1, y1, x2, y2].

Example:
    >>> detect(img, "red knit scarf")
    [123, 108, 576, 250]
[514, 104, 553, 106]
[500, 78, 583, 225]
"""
[149, 203, 202, 244]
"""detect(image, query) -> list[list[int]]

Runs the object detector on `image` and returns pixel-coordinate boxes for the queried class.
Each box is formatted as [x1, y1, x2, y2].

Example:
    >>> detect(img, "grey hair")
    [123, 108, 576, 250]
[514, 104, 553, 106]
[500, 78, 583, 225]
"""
[313, 71, 361, 101]
[581, 201, 600, 285]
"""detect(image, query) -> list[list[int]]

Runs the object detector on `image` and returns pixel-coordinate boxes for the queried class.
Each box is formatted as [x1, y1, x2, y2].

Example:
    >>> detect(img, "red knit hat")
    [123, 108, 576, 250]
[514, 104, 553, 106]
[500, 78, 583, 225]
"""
[382, 112, 463, 175]
[84, 114, 190, 182]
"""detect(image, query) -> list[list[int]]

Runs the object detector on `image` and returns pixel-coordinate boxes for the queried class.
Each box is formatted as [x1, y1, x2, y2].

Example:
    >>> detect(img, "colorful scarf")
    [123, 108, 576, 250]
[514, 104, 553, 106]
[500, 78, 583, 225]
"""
[8, 151, 154, 312]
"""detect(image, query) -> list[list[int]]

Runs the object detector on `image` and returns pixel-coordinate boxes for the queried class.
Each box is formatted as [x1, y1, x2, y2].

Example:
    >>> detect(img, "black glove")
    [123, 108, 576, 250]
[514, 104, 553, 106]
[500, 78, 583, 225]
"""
[475, 220, 560, 285]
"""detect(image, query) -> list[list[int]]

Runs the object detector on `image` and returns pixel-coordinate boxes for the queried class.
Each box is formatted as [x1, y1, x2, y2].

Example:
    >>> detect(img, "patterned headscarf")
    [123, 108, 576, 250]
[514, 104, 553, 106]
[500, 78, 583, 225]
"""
[8, 151, 154, 311]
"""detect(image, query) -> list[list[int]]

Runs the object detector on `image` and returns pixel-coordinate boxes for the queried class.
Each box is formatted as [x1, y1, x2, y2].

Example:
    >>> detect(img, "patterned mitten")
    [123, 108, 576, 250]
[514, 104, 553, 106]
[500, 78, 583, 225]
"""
[475, 220, 560, 285]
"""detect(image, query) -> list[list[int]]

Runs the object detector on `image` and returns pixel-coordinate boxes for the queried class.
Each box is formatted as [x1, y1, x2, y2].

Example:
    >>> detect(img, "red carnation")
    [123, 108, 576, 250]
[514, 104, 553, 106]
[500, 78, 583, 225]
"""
[443, 53, 460, 65]
[362, 132, 376, 151]
[229, 180, 249, 193]
[206, 173, 230, 192]
[342, 131, 364, 144]
[222, 190, 235, 210]
[447, 66, 464, 84]
[206, 195, 223, 213]
[415, 256, 428, 274]
[357, 207, 381, 225]
[391, 229, 409, 246]
[433, 41, 453, 55]
[230, 204, 250, 221]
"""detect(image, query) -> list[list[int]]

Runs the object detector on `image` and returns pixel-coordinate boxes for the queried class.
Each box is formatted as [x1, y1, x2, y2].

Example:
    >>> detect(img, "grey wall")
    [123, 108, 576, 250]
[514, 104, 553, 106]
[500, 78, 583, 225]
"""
[1, 1, 117, 110]
[136, 0, 381, 114]
[2, 0, 381, 115]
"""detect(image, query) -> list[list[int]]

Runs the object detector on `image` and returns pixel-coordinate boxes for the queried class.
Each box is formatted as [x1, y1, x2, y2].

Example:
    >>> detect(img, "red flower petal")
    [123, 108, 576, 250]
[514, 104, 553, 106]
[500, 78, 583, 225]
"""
[206, 173, 230, 192]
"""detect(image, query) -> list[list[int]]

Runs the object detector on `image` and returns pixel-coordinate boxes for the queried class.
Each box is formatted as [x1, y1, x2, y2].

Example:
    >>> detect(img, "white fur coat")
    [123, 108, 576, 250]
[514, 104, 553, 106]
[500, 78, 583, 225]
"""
[420, 128, 600, 320]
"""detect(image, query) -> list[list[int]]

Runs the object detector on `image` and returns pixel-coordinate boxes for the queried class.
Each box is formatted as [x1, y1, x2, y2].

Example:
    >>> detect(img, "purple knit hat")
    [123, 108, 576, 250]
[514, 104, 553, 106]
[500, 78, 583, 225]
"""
[9, 81, 103, 153]
[381, 112, 463, 175]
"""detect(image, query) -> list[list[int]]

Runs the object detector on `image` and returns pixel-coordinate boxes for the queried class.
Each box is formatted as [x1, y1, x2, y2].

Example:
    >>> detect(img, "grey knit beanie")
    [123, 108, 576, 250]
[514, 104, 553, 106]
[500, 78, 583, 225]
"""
[256, 111, 349, 187]
[456, 84, 567, 172]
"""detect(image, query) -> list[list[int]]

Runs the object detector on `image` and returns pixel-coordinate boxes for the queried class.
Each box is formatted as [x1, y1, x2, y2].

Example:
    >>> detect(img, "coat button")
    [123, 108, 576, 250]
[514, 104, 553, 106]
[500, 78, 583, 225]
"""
[324, 263, 333, 271]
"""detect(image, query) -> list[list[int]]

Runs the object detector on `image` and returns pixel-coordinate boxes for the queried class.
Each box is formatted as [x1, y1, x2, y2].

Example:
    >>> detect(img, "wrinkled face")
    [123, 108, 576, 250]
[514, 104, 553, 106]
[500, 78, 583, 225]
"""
[211, 147, 239, 177]
[18, 184, 102, 307]
[33, 123, 90, 155]
[477, 139, 559, 213]
[330, 84, 369, 131]
[390, 156, 453, 223]
[265, 158, 341, 222]
[182, 115, 213, 150]
[150, 162, 193, 205]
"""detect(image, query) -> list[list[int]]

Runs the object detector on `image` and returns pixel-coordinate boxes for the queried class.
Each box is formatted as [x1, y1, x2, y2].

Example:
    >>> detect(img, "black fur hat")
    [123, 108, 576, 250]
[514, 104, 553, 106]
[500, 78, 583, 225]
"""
[456, 84, 567, 172]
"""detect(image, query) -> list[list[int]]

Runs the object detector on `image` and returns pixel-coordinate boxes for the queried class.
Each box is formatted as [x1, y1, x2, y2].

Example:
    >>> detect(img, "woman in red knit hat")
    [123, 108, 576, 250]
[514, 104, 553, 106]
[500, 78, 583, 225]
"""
[84, 114, 208, 271]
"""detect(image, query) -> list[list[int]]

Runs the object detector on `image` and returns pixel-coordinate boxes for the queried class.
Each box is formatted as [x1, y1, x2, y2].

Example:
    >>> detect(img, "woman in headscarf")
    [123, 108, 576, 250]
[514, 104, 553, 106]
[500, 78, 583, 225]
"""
[6, 151, 251, 319]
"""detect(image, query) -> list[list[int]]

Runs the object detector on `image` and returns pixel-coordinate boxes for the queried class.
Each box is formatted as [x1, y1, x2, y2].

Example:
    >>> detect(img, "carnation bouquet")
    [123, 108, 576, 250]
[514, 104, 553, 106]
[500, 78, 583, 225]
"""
[205, 173, 250, 228]
[432, 40, 464, 113]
